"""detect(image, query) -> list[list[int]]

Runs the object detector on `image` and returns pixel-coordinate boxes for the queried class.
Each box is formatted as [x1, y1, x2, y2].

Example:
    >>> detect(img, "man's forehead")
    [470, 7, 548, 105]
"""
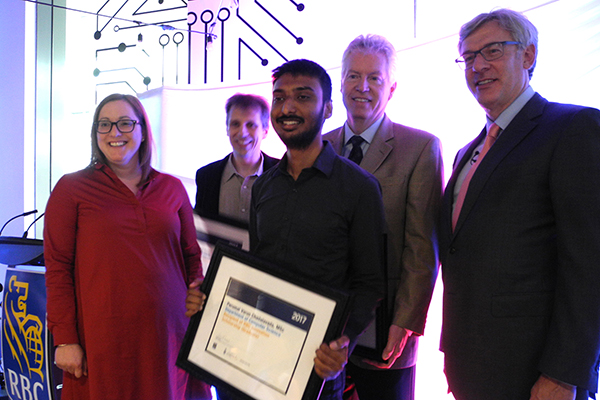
[344, 56, 393, 85]
[273, 74, 320, 92]
[227, 105, 261, 121]
[344, 51, 388, 72]
[229, 105, 261, 116]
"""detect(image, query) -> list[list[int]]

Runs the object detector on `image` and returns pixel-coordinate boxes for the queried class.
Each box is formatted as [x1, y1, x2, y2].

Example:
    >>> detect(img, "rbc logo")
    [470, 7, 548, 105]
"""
[2, 270, 53, 400]
[4, 275, 45, 381]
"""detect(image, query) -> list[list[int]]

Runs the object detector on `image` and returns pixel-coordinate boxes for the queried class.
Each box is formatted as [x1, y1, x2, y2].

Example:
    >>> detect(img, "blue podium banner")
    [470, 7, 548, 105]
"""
[2, 267, 58, 400]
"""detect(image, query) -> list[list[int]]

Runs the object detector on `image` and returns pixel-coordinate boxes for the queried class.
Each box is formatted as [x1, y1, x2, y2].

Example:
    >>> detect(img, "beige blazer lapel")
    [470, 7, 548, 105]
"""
[361, 116, 394, 175]
[322, 127, 345, 154]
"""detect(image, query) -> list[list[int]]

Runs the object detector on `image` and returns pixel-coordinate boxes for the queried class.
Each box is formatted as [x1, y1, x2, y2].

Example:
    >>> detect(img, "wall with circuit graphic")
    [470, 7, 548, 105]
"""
[37, 0, 600, 188]
[60, 0, 418, 101]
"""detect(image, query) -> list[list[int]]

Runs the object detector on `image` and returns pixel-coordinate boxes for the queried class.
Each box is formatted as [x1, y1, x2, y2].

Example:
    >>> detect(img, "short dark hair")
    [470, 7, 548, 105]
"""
[225, 93, 270, 128]
[272, 59, 332, 103]
[90, 93, 154, 186]
[459, 9, 538, 79]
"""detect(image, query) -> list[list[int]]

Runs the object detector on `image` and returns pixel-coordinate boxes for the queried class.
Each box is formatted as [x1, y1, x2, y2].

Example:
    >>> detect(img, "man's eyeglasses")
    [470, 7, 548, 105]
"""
[95, 119, 139, 134]
[455, 41, 521, 70]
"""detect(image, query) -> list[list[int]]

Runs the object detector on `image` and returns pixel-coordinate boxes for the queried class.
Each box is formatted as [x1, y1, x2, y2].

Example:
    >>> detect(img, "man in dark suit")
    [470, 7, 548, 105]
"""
[194, 93, 279, 224]
[440, 9, 600, 400]
[323, 34, 443, 400]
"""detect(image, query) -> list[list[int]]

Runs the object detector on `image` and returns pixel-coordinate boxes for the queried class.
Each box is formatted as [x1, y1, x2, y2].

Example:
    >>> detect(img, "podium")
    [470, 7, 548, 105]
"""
[0, 237, 61, 400]
[0, 237, 44, 267]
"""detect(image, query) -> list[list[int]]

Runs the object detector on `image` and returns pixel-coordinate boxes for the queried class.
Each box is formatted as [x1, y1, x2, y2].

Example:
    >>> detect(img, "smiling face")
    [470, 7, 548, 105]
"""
[341, 51, 396, 134]
[271, 73, 332, 150]
[96, 99, 143, 171]
[460, 21, 535, 119]
[227, 105, 268, 163]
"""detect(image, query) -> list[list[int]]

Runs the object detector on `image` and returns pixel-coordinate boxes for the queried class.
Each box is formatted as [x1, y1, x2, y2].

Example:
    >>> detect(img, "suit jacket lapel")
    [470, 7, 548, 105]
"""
[361, 116, 394, 174]
[453, 93, 546, 234]
[324, 126, 345, 154]
[442, 128, 486, 234]
[323, 117, 393, 175]
[206, 156, 229, 216]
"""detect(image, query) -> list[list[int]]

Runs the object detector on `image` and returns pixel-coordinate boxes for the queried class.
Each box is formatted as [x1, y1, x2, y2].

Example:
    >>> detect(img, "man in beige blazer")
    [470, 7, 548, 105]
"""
[323, 34, 443, 400]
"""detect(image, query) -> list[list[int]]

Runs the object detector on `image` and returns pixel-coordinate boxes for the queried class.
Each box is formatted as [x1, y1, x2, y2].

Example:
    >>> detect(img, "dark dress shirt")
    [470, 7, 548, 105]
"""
[250, 141, 385, 343]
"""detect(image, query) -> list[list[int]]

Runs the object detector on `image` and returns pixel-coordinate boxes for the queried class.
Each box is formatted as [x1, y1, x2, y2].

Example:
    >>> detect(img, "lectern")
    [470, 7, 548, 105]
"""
[0, 237, 61, 400]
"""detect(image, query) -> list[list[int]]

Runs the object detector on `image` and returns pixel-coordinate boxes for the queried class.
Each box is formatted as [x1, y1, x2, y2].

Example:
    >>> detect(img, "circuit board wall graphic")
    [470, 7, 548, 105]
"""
[60, 0, 309, 100]
[187, 0, 306, 85]
[86, 0, 190, 99]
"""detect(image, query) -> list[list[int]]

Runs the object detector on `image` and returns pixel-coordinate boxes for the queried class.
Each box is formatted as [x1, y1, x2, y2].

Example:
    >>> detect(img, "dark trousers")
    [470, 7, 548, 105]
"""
[318, 372, 345, 400]
[346, 362, 416, 400]
[217, 372, 345, 400]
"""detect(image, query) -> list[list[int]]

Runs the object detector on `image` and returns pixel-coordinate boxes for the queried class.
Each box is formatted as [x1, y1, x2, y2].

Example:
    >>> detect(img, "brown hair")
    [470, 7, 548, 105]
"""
[225, 93, 270, 129]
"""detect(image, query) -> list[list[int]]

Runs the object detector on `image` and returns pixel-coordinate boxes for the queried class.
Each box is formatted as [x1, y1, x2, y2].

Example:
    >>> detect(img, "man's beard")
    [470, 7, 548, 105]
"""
[277, 106, 325, 150]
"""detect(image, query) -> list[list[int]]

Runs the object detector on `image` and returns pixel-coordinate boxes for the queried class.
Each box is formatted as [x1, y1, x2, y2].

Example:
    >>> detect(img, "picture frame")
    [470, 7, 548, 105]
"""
[194, 214, 250, 274]
[349, 301, 390, 363]
[178, 243, 350, 400]
[351, 235, 390, 363]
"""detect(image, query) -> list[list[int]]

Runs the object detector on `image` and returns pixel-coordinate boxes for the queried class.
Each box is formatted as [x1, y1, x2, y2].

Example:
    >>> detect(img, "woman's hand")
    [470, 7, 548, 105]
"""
[55, 344, 87, 378]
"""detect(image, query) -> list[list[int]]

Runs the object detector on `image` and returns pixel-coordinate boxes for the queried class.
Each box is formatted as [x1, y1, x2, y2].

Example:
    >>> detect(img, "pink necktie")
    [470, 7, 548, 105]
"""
[452, 123, 500, 231]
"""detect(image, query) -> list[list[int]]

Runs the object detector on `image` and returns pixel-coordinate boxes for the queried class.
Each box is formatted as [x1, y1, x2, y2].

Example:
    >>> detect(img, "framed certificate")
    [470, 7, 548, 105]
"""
[177, 243, 350, 400]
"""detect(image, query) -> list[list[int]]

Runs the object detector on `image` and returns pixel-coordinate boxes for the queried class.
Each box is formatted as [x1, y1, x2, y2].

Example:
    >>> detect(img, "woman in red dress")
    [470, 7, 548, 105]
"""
[44, 94, 211, 400]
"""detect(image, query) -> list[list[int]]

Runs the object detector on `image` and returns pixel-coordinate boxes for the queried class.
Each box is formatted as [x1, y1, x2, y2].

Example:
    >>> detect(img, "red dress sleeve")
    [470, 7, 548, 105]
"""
[177, 179, 203, 284]
[43, 175, 80, 345]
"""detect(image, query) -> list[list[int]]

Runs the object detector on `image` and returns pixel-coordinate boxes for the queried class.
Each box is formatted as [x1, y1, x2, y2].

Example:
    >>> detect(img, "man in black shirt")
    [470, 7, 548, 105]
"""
[250, 59, 386, 400]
